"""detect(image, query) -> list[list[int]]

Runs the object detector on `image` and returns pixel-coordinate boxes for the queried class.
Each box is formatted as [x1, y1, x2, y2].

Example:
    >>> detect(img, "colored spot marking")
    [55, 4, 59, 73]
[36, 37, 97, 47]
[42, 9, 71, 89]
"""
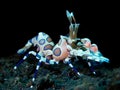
[39, 39, 45, 45]
[46, 37, 52, 42]
[53, 48, 61, 56]
[44, 44, 53, 50]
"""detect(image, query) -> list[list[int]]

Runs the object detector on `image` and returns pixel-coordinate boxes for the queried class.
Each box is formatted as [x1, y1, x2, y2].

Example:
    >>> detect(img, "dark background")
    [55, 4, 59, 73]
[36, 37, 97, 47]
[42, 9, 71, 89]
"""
[0, 1, 119, 67]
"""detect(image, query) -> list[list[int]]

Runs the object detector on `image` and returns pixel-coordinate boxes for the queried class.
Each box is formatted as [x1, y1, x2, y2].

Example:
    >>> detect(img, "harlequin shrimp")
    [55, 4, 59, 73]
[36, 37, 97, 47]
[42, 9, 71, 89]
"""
[14, 10, 110, 88]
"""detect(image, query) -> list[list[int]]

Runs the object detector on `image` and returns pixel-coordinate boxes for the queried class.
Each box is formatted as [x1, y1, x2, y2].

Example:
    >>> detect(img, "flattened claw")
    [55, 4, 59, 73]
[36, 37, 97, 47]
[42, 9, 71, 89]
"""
[99, 57, 110, 63]
[87, 55, 110, 63]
